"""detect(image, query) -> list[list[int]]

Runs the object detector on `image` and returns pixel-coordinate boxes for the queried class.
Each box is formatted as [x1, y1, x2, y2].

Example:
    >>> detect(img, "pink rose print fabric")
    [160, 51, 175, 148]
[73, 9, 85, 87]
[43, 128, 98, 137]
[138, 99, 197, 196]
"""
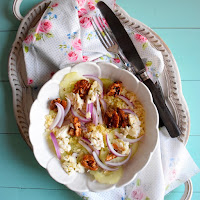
[78, 8, 87, 18]
[72, 38, 82, 51]
[77, 0, 86, 8]
[83, 55, 89, 62]
[38, 20, 52, 33]
[134, 33, 147, 43]
[68, 51, 78, 61]
[132, 188, 144, 200]
[24, 34, 33, 44]
[79, 17, 92, 28]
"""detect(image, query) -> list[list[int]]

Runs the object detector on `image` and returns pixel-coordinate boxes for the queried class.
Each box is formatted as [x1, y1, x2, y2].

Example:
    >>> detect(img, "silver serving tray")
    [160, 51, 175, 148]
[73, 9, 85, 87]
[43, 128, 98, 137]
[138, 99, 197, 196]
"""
[8, 0, 192, 199]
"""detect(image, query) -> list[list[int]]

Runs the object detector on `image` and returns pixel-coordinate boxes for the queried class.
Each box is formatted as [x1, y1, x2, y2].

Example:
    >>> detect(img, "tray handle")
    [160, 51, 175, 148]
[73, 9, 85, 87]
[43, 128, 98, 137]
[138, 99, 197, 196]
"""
[181, 180, 193, 200]
[13, 0, 24, 20]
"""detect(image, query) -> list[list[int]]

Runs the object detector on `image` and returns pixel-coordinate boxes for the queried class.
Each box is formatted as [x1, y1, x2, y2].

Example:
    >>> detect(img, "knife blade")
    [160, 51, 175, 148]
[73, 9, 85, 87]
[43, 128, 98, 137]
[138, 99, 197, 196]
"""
[97, 1, 182, 138]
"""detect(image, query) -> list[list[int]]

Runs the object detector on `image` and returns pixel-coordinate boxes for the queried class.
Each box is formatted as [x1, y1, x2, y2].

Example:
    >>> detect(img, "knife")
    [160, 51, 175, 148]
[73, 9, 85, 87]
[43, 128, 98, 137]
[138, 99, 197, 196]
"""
[97, 1, 181, 138]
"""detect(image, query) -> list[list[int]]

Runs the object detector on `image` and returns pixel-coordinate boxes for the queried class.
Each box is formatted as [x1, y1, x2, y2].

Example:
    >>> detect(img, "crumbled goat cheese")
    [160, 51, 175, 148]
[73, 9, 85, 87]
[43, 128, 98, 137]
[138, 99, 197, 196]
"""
[90, 131, 104, 150]
[66, 93, 84, 110]
[122, 114, 141, 138]
[112, 139, 130, 155]
[86, 111, 91, 119]
[56, 125, 71, 139]
[87, 81, 102, 104]
[57, 138, 71, 153]
[62, 155, 85, 175]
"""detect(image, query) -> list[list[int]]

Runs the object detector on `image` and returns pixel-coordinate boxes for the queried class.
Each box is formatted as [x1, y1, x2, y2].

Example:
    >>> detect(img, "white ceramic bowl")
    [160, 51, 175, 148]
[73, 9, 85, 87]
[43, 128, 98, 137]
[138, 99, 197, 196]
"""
[29, 62, 159, 192]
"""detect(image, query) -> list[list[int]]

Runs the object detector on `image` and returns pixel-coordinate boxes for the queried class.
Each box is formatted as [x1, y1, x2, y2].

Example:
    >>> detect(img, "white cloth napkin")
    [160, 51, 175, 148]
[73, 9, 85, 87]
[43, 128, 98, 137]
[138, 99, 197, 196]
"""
[22, 0, 163, 88]
[78, 127, 200, 200]
[22, 0, 200, 199]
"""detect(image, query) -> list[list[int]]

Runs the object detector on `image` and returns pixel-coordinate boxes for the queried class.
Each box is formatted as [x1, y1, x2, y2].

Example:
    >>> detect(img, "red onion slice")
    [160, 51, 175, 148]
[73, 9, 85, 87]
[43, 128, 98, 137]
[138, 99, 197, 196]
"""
[86, 102, 93, 119]
[106, 134, 127, 157]
[50, 132, 61, 160]
[80, 137, 91, 145]
[71, 107, 91, 123]
[92, 106, 98, 126]
[96, 95, 103, 124]
[49, 102, 63, 130]
[105, 149, 132, 166]
[118, 95, 134, 108]
[78, 140, 92, 154]
[83, 75, 103, 88]
[64, 97, 71, 117]
[99, 98, 107, 112]
[57, 103, 65, 128]
[83, 75, 103, 97]
[121, 109, 136, 116]
[115, 132, 143, 143]
[92, 151, 119, 171]
[80, 138, 100, 156]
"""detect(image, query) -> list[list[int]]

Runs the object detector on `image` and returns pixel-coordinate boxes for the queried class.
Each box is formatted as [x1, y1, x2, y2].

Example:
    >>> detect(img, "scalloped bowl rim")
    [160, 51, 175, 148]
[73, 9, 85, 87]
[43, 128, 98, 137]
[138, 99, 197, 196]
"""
[29, 62, 159, 192]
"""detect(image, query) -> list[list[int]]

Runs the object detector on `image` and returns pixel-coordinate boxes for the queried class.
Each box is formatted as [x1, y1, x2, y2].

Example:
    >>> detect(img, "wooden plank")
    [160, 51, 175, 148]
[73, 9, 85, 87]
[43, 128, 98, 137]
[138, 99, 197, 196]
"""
[0, 82, 21, 133]
[182, 81, 200, 136]
[116, 0, 200, 28]
[0, 188, 81, 200]
[0, 0, 42, 31]
[0, 133, 66, 189]
[0, 187, 199, 200]
[1, 0, 200, 31]
[0, 31, 17, 81]
[0, 134, 199, 192]
[155, 29, 200, 81]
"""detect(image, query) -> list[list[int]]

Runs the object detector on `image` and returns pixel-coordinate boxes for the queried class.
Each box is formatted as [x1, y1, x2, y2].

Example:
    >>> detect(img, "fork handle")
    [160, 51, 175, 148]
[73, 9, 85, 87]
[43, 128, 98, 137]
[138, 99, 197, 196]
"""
[118, 51, 136, 72]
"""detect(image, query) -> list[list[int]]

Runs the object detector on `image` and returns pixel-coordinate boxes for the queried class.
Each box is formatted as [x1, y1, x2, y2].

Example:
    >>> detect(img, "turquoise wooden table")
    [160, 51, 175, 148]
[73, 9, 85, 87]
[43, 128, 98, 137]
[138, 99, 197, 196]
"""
[1, 0, 200, 199]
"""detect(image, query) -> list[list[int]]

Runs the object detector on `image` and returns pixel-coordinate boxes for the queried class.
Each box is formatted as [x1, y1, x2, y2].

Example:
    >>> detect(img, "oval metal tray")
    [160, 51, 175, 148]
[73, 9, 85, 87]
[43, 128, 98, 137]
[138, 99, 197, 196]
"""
[8, 0, 192, 199]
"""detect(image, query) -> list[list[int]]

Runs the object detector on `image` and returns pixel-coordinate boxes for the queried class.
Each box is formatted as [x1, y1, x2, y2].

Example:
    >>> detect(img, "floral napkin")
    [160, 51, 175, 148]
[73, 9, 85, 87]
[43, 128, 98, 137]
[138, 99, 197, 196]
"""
[22, 0, 199, 199]
[23, 0, 163, 88]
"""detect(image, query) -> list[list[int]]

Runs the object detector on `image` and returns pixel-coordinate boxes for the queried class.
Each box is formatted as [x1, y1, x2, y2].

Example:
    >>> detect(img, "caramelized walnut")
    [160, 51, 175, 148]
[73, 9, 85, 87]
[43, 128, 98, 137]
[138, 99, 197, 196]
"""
[107, 81, 122, 96]
[73, 117, 82, 137]
[105, 153, 117, 161]
[68, 128, 75, 136]
[104, 109, 119, 128]
[112, 143, 125, 152]
[49, 98, 67, 112]
[117, 108, 129, 128]
[81, 154, 98, 171]
[73, 80, 91, 99]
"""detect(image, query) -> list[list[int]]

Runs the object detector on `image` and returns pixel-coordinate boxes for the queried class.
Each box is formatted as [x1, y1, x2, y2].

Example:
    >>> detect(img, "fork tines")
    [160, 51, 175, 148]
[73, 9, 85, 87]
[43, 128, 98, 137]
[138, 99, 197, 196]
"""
[91, 15, 115, 49]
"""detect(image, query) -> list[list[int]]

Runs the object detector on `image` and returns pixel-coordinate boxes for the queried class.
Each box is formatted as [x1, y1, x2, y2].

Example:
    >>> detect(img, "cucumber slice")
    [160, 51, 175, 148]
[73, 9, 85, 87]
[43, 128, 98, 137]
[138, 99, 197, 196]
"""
[101, 78, 113, 90]
[99, 147, 109, 163]
[131, 142, 139, 157]
[59, 72, 85, 99]
[90, 167, 123, 184]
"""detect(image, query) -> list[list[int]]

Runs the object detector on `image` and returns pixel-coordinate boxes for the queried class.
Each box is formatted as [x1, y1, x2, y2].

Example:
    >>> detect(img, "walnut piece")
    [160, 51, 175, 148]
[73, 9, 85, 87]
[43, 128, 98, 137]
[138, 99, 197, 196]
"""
[73, 117, 82, 137]
[104, 109, 119, 128]
[105, 153, 117, 161]
[107, 81, 122, 96]
[49, 98, 67, 112]
[73, 80, 91, 99]
[81, 154, 98, 171]
[118, 108, 129, 128]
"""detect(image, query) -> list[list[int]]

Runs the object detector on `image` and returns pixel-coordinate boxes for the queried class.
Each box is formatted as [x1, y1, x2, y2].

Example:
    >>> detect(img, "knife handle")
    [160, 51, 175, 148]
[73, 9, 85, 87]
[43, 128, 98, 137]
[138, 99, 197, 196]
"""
[143, 78, 182, 138]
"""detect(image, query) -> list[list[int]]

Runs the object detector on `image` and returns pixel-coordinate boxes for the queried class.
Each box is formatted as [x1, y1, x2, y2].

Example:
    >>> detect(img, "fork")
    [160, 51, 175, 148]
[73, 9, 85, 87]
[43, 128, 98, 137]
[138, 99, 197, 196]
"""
[91, 15, 135, 74]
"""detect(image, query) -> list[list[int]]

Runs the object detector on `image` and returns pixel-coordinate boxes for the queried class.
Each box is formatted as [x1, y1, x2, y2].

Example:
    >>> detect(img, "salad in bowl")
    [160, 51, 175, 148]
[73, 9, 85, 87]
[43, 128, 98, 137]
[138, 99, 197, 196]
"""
[29, 62, 158, 192]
